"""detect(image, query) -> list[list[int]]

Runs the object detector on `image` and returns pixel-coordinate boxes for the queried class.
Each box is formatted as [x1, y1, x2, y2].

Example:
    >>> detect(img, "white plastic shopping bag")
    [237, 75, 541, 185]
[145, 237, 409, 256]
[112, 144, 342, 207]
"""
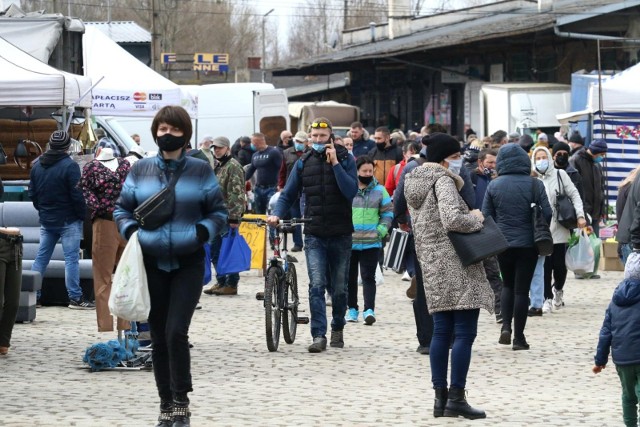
[357, 264, 385, 286]
[108, 231, 150, 321]
[565, 229, 595, 274]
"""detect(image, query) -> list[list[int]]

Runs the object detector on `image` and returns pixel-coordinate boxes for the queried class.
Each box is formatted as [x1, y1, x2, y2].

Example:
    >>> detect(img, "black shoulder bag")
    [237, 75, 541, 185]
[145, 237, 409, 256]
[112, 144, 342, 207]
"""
[555, 172, 578, 230]
[531, 178, 554, 256]
[134, 166, 184, 230]
[431, 180, 509, 267]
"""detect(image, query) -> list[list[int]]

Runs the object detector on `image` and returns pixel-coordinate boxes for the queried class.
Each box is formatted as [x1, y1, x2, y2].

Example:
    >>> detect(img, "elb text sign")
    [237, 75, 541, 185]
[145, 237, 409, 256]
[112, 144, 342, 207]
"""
[193, 53, 229, 72]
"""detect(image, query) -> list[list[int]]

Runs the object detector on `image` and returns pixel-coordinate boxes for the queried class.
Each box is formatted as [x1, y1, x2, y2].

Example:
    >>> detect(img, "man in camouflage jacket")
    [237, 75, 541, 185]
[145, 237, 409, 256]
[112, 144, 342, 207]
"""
[204, 136, 246, 296]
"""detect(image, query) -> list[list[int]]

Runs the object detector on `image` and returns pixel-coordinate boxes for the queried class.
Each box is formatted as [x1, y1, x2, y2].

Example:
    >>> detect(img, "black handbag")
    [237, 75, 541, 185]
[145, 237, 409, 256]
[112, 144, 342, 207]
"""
[447, 216, 509, 267]
[133, 167, 184, 230]
[555, 172, 578, 229]
[531, 178, 554, 256]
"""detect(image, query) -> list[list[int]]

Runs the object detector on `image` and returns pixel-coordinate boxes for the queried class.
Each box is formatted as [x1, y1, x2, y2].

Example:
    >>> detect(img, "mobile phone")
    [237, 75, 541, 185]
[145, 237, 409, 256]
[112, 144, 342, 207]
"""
[330, 133, 335, 144]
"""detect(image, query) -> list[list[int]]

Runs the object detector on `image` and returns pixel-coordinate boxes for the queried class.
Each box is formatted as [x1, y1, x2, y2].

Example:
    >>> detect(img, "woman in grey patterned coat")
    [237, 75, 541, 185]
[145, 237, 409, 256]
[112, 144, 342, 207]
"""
[405, 133, 494, 421]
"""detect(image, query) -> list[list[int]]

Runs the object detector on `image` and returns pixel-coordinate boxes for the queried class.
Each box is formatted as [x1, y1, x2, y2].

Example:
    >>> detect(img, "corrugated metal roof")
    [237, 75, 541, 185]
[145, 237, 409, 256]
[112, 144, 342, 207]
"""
[85, 21, 151, 43]
[273, 0, 623, 74]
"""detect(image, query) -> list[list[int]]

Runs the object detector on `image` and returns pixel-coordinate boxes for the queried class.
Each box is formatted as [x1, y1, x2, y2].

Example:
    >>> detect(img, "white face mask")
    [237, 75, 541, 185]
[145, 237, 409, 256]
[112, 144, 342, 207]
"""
[447, 158, 463, 175]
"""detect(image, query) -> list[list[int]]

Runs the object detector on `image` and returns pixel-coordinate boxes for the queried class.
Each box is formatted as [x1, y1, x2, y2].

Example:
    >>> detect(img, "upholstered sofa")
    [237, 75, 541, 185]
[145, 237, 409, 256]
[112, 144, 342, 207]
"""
[0, 202, 93, 308]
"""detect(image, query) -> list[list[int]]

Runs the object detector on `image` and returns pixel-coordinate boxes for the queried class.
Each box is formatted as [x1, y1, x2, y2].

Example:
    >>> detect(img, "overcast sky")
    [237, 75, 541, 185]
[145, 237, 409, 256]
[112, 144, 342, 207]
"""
[256, 0, 482, 41]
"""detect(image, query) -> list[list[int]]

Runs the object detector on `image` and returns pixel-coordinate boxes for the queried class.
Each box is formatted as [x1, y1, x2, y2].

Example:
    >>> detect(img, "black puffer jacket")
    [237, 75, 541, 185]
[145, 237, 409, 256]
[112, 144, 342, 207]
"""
[482, 143, 552, 248]
[571, 149, 606, 222]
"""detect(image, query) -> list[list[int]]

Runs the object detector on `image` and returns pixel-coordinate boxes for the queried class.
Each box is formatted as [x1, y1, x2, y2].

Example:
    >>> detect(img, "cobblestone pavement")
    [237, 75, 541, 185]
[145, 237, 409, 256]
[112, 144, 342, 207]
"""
[2, 251, 625, 426]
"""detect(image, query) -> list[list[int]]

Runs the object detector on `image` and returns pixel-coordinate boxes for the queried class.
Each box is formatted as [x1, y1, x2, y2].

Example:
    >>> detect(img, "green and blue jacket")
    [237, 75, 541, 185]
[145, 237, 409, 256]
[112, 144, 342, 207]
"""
[352, 178, 393, 251]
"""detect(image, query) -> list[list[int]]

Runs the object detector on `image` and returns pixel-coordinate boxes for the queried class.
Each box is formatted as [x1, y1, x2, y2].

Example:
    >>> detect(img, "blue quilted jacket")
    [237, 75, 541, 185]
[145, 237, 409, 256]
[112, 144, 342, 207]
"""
[114, 152, 228, 271]
[594, 278, 640, 367]
[482, 143, 552, 248]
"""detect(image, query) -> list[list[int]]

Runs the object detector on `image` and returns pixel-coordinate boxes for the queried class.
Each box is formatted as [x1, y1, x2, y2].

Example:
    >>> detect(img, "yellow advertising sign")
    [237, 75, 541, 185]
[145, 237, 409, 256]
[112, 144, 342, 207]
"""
[239, 214, 267, 271]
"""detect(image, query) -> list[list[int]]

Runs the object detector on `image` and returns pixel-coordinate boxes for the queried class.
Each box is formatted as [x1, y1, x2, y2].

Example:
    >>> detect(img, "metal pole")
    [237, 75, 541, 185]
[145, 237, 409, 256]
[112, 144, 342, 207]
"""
[262, 9, 274, 83]
[150, 0, 157, 72]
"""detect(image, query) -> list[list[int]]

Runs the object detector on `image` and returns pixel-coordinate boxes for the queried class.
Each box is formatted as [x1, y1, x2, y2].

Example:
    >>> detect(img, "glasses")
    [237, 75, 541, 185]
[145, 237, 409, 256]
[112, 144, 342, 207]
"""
[311, 122, 329, 128]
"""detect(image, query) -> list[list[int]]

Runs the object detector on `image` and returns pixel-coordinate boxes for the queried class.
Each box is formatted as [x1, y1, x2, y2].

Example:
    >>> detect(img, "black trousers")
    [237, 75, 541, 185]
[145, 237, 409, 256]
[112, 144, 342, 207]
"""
[410, 235, 433, 348]
[144, 249, 204, 401]
[483, 256, 502, 314]
[497, 247, 538, 341]
[544, 243, 568, 299]
[0, 238, 21, 348]
[348, 248, 379, 312]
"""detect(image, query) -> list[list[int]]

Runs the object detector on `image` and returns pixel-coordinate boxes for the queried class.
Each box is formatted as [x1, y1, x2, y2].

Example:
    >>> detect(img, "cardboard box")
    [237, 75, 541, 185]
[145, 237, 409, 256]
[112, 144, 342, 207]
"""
[602, 241, 619, 259]
[600, 256, 624, 272]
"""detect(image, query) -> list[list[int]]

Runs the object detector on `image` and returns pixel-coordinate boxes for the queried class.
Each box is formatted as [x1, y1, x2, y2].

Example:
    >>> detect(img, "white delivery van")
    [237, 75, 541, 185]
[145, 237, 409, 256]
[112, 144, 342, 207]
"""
[466, 83, 571, 137]
[110, 83, 289, 152]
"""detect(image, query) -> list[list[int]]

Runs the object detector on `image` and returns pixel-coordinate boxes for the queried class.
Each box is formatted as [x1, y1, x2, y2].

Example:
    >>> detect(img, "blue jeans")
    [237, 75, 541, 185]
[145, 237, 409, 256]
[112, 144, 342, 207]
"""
[529, 255, 545, 309]
[288, 201, 303, 248]
[430, 309, 480, 389]
[621, 243, 633, 265]
[211, 234, 239, 287]
[304, 234, 352, 338]
[253, 185, 276, 215]
[32, 220, 83, 301]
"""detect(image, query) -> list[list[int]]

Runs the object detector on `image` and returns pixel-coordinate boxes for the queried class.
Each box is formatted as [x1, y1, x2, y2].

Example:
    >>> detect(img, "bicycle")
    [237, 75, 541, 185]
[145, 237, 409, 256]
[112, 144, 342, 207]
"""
[241, 217, 311, 352]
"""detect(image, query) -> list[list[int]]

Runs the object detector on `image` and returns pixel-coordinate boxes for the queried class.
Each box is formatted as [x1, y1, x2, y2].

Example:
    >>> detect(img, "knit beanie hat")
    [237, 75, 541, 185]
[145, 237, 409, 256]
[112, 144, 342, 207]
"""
[625, 252, 640, 280]
[568, 131, 584, 145]
[589, 139, 608, 155]
[49, 130, 71, 151]
[552, 141, 571, 154]
[424, 133, 461, 163]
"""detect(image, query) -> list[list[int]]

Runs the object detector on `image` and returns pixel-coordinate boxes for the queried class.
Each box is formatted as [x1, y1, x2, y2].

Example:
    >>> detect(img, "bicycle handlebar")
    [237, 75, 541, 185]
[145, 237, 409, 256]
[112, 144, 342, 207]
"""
[241, 217, 312, 227]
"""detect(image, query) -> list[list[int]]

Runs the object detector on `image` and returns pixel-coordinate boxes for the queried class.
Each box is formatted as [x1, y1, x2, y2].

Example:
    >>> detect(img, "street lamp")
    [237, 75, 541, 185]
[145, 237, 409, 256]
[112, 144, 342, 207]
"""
[262, 8, 274, 82]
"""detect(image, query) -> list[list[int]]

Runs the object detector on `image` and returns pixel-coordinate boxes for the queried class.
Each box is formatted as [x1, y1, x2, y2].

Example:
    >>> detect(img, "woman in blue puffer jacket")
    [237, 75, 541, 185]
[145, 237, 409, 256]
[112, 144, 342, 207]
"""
[114, 105, 227, 427]
[482, 143, 552, 351]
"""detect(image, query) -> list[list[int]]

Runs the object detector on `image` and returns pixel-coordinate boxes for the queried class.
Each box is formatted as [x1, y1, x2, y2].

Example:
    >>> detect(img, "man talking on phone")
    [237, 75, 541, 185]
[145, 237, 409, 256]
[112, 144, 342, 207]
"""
[268, 117, 358, 353]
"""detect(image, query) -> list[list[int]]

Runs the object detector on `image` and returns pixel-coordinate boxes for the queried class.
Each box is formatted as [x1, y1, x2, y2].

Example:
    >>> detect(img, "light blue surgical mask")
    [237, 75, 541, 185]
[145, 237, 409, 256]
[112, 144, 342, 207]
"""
[535, 159, 549, 173]
[294, 142, 304, 152]
[312, 143, 326, 153]
[594, 156, 604, 164]
[250, 143, 257, 152]
[447, 158, 463, 175]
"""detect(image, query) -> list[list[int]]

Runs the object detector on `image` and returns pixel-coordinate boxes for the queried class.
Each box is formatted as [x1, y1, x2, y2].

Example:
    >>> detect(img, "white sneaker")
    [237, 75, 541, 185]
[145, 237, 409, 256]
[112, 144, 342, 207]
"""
[401, 271, 411, 281]
[553, 288, 564, 309]
[542, 299, 553, 314]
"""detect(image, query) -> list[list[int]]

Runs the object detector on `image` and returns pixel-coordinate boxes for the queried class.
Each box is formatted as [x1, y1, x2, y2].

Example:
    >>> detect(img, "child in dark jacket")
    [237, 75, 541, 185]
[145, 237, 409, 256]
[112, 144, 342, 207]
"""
[593, 252, 640, 427]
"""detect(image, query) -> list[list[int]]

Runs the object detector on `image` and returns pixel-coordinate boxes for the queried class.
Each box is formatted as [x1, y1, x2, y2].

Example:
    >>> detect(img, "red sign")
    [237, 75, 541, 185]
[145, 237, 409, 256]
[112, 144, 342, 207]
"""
[133, 92, 147, 101]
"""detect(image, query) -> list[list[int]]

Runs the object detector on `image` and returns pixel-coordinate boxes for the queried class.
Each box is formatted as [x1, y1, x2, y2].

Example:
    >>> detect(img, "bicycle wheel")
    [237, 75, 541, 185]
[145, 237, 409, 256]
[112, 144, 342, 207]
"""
[282, 263, 298, 344]
[264, 267, 282, 352]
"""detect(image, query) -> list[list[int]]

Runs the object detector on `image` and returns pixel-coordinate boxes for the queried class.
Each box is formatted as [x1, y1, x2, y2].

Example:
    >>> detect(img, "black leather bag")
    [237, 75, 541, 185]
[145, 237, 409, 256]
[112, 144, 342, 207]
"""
[531, 178, 554, 256]
[555, 173, 578, 230]
[448, 216, 509, 267]
[133, 167, 183, 230]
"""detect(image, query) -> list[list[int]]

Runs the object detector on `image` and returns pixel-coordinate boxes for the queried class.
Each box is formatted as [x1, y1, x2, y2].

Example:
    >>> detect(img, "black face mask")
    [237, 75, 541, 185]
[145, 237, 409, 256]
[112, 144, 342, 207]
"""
[555, 154, 569, 168]
[215, 152, 230, 161]
[157, 133, 186, 152]
[358, 175, 373, 185]
[376, 142, 387, 150]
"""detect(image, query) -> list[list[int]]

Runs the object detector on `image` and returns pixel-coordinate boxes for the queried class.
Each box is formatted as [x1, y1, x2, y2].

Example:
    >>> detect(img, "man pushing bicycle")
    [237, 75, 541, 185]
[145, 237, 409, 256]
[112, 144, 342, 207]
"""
[267, 117, 358, 353]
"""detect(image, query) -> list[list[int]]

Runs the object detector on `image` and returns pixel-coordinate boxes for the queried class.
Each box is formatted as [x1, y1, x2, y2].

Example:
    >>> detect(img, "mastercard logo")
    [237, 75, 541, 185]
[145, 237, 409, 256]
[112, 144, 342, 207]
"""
[133, 92, 147, 101]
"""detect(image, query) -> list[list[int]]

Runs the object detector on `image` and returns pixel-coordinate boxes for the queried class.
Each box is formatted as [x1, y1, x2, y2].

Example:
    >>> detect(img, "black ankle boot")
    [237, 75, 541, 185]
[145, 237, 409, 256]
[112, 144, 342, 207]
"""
[154, 400, 173, 427]
[172, 394, 191, 427]
[433, 387, 448, 417]
[443, 387, 486, 419]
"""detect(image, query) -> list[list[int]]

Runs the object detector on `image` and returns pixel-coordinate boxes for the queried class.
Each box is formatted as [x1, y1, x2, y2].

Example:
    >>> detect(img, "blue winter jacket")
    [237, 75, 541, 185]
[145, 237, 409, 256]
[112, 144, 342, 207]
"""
[28, 154, 86, 227]
[482, 143, 552, 248]
[594, 278, 640, 367]
[114, 152, 228, 271]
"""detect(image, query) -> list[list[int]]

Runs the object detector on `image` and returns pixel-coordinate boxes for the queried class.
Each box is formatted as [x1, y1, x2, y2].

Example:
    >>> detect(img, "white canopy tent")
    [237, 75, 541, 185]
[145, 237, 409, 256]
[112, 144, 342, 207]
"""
[588, 63, 640, 113]
[0, 36, 92, 107]
[83, 26, 195, 117]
